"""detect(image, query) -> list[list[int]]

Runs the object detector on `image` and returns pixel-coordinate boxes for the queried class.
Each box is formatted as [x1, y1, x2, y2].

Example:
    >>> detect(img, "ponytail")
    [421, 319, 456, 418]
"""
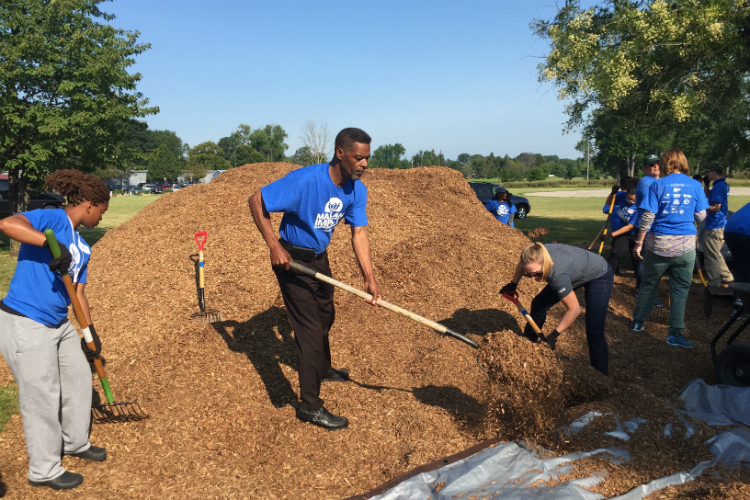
[45, 170, 110, 207]
[520, 242, 554, 281]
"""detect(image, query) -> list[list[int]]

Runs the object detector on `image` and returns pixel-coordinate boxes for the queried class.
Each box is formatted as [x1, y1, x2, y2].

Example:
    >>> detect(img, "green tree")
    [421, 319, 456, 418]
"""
[147, 144, 181, 181]
[250, 124, 289, 161]
[0, 0, 157, 222]
[526, 167, 547, 181]
[187, 141, 229, 179]
[370, 144, 410, 169]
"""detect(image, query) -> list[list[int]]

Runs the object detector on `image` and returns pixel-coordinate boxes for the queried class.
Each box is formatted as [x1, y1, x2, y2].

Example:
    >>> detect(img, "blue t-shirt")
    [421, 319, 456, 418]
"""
[484, 200, 517, 227]
[603, 191, 629, 233]
[725, 201, 750, 236]
[641, 173, 709, 236]
[634, 176, 658, 228]
[260, 163, 368, 254]
[3, 209, 91, 327]
[706, 178, 730, 230]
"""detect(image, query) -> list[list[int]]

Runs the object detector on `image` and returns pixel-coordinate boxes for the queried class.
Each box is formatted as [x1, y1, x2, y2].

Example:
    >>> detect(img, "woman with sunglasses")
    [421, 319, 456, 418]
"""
[499, 242, 614, 375]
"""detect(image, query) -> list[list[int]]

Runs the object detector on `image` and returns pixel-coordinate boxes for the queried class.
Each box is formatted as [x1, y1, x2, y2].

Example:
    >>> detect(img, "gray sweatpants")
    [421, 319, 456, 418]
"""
[0, 310, 92, 482]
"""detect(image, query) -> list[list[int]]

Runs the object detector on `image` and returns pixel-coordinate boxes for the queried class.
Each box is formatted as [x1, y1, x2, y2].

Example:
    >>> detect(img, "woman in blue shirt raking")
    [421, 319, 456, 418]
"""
[0, 170, 110, 490]
[630, 149, 709, 348]
[484, 186, 517, 228]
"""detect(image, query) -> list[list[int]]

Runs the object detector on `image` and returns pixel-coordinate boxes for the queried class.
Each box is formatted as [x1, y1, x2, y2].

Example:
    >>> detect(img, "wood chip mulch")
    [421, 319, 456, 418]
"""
[0, 163, 747, 499]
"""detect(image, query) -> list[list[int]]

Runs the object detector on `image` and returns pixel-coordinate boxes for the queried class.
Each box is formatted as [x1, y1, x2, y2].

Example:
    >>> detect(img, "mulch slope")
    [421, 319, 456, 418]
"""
[0, 163, 747, 499]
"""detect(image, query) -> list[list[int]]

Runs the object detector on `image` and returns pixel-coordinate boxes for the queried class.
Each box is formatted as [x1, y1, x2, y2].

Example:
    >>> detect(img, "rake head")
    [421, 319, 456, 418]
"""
[92, 401, 149, 424]
[190, 309, 223, 324]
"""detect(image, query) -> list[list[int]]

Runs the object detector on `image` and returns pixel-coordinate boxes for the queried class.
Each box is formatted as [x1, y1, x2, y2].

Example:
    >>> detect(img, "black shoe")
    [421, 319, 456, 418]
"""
[29, 471, 84, 490]
[322, 367, 350, 382]
[296, 406, 349, 430]
[68, 445, 107, 462]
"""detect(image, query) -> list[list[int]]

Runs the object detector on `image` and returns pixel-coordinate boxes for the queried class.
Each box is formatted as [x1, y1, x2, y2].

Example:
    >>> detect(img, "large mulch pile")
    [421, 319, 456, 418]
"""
[0, 163, 748, 499]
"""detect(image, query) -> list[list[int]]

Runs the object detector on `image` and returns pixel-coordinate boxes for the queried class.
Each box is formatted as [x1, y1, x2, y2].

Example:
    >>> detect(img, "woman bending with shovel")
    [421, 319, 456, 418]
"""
[0, 170, 109, 490]
[500, 243, 614, 375]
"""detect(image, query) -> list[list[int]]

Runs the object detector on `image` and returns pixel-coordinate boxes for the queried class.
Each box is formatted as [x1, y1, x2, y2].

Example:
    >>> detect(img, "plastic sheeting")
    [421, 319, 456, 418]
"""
[368, 442, 627, 500]
[366, 380, 750, 500]
[680, 379, 750, 427]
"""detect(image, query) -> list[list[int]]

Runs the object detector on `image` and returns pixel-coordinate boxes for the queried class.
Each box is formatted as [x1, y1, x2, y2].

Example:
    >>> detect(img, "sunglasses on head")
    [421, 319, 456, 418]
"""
[523, 271, 542, 278]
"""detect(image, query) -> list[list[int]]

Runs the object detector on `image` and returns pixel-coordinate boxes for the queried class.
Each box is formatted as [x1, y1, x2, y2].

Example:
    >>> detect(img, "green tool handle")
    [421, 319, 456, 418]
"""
[44, 229, 114, 403]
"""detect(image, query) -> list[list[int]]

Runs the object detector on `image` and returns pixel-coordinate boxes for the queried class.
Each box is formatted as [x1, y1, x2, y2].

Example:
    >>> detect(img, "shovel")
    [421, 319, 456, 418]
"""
[190, 231, 222, 324]
[287, 261, 478, 349]
[44, 230, 148, 424]
[502, 291, 544, 336]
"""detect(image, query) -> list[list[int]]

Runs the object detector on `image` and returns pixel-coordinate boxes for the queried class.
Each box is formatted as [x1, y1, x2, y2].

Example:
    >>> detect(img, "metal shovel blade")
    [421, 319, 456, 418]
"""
[92, 401, 149, 424]
[190, 309, 223, 324]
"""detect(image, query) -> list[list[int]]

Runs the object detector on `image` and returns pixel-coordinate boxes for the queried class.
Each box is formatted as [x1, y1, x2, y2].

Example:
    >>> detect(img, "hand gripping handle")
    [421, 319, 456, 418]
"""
[194, 231, 207, 251]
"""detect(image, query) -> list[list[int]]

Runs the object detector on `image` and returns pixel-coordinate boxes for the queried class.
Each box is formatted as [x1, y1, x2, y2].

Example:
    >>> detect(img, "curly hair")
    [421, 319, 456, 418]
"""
[45, 170, 110, 206]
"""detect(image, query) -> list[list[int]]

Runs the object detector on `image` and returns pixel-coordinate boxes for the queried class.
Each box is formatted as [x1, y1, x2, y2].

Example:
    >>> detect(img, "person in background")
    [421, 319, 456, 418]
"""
[602, 184, 639, 275]
[630, 149, 709, 347]
[500, 242, 613, 375]
[484, 186, 517, 228]
[0, 170, 109, 490]
[724, 201, 750, 310]
[633, 155, 661, 292]
[703, 163, 733, 288]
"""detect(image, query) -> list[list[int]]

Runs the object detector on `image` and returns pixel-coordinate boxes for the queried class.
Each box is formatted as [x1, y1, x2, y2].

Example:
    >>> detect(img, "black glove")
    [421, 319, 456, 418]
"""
[499, 281, 518, 294]
[43, 240, 72, 273]
[543, 330, 560, 351]
[610, 185, 620, 195]
[602, 232, 613, 241]
[80, 324, 102, 362]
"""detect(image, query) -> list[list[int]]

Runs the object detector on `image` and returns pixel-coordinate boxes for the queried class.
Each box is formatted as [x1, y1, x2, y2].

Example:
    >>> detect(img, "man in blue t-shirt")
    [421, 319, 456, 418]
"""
[632, 155, 660, 290]
[703, 163, 733, 287]
[484, 186, 517, 227]
[248, 127, 381, 431]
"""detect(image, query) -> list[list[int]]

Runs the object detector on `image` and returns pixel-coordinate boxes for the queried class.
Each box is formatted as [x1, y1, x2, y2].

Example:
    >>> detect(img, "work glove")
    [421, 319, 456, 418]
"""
[539, 330, 560, 351]
[499, 281, 518, 295]
[80, 324, 102, 362]
[602, 232, 613, 241]
[610, 185, 620, 195]
[43, 240, 72, 273]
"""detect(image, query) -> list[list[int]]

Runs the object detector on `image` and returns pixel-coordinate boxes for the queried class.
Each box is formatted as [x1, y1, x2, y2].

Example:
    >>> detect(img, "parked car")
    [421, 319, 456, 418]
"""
[468, 182, 531, 219]
[151, 185, 163, 194]
[125, 185, 144, 195]
[0, 178, 66, 218]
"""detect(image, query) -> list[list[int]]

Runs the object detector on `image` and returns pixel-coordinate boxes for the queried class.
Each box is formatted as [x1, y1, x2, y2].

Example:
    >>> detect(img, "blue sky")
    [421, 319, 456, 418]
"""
[106, 0, 583, 160]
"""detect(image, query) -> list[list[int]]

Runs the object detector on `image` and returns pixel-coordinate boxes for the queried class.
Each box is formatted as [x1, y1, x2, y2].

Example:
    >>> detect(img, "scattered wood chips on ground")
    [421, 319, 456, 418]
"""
[0, 164, 747, 499]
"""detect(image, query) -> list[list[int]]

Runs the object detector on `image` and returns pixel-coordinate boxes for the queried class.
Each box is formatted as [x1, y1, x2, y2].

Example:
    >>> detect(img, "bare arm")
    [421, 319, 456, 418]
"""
[248, 191, 291, 270]
[0, 214, 46, 246]
[351, 225, 381, 306]
[74, 283, 93, 326]
[706, 202, 721, 213]
[611, 223, 634, 238]
[554, 292, 581, 334]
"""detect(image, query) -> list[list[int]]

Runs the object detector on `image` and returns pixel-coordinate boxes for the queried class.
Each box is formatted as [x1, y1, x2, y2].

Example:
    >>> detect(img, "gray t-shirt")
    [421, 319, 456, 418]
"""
[545, 244, 610, 299]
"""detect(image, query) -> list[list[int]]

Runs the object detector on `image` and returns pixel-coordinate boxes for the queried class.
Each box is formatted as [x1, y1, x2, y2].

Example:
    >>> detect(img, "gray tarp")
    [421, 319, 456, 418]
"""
[368, 380, 750, 500]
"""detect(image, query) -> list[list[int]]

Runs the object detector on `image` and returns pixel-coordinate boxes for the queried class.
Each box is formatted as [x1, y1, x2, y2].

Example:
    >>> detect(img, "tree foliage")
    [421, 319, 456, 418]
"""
[0, 0, 157, 215]
[370, 144, 410, 169]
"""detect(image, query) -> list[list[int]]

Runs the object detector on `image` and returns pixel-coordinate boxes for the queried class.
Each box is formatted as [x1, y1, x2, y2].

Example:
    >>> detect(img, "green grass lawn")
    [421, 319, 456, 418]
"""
[0, 194, 159, 431]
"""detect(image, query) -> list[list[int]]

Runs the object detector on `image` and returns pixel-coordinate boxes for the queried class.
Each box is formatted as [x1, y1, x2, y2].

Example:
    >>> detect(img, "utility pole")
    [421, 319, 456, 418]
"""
[586, 141, 590, 182]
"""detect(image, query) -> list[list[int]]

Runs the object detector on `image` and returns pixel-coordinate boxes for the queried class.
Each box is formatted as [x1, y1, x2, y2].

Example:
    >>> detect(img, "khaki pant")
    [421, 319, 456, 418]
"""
[704, 228, 733, 287]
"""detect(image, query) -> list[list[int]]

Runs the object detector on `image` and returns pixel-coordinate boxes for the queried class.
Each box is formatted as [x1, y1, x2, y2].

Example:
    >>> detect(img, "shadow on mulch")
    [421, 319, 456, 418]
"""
[211, 307, 298, 409]
[0, 470, 6, 498]
[438, 308, 522, 337]
[412, 385, 485, 425]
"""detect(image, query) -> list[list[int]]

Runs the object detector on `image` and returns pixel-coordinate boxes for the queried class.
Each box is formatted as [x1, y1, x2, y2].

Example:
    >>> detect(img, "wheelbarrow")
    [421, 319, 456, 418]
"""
[710, 282, 750, 387]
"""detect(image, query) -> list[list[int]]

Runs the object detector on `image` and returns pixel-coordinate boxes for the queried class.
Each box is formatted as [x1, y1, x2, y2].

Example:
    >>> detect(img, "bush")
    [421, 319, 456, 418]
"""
[163, 188, 173, 193]
[112, 189, 124, 195]
[526, 167, 547, 181]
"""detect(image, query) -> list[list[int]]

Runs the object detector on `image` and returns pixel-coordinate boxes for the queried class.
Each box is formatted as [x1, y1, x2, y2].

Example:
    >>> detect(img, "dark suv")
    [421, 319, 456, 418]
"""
[469, 182, 531, 219]
[0, 179, 66, 218]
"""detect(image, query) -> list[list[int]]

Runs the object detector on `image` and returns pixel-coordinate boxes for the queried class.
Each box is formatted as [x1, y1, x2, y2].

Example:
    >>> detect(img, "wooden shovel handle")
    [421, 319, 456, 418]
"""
[288, 261, 479, 349]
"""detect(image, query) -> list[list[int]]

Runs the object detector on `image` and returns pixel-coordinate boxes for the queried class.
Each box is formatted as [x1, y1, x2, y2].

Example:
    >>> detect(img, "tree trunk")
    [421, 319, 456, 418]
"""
[627, 147, 636, 177]
[8, 169, 29, 256]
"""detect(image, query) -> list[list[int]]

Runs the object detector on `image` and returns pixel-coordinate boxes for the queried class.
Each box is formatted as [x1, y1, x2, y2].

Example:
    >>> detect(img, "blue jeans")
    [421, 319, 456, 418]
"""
[523, 267, 614, 375]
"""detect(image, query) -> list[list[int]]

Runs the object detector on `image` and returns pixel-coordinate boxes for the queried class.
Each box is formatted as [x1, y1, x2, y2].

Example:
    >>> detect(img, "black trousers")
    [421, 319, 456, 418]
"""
[607, 233, 637, 276]
[725, 232, 750, 284]
[523, 267, 614, 375]
[273, 254, 335, 411]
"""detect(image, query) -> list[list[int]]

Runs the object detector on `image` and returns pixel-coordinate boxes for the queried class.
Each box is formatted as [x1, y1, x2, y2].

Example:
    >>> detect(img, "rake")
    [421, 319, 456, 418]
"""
[190, 231, 223, 324]
[45, 230, 148, 424]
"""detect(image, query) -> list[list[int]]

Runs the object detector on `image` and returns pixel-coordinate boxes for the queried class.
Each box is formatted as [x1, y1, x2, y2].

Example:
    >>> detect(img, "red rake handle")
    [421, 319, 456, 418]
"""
[502, 291, 543, 335]
[194, 231, 207, 251]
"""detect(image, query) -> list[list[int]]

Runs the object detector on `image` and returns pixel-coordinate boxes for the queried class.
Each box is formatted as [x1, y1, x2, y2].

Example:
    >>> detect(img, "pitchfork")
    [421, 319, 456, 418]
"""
[44, 230, 148, 424]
